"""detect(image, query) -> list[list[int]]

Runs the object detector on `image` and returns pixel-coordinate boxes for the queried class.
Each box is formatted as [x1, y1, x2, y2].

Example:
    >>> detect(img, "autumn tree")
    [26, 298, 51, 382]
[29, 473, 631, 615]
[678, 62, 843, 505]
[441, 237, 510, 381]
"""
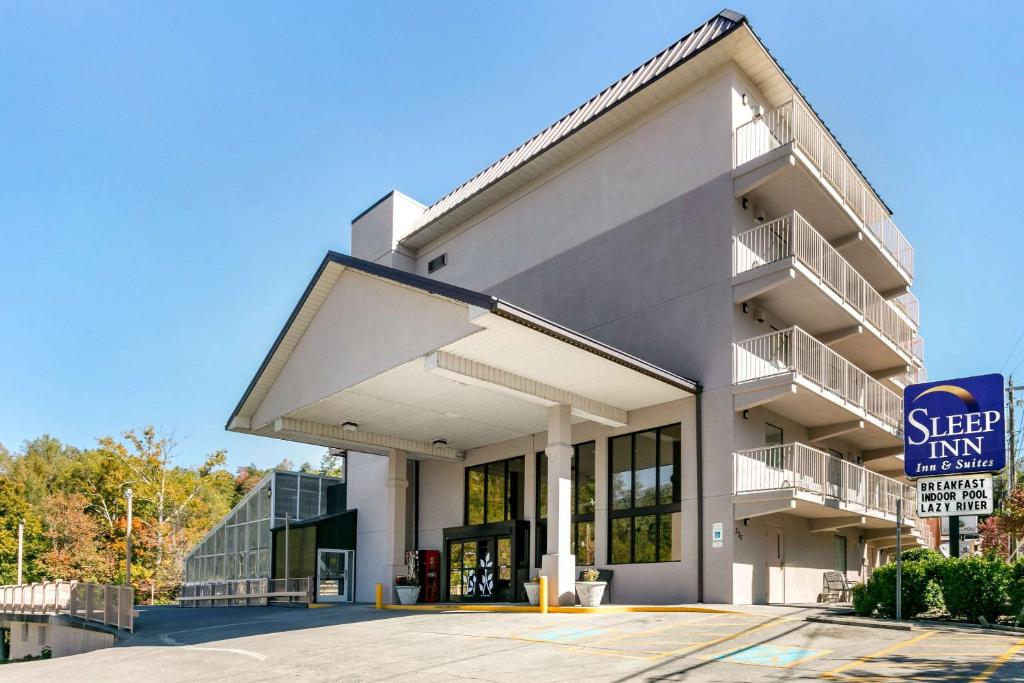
[40, 492, 114, 582]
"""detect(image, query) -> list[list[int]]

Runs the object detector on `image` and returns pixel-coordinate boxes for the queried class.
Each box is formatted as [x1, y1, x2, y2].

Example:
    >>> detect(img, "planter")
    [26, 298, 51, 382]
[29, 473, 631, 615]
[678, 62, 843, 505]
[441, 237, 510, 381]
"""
[575, 581, 606, 607]
[395, 585, 421, 605]
[524, 582, 540, 606]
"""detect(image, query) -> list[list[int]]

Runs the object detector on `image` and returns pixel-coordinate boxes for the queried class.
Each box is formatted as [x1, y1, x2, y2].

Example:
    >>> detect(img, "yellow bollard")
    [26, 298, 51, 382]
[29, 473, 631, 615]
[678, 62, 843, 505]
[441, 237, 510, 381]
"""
[538, 576, 548, 614]
[375, 582, 383, 609]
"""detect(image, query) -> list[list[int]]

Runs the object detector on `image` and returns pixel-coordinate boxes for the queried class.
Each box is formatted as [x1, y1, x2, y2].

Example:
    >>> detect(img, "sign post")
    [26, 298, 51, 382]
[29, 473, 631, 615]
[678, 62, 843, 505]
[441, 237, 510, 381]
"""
[895, 498, 902, 621]
[948, 515, 959, 558]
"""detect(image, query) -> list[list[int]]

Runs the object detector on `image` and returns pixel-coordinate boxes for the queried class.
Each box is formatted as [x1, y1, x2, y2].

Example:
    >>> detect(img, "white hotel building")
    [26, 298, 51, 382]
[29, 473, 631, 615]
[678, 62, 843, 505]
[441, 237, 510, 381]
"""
[225, 9, 931, 606]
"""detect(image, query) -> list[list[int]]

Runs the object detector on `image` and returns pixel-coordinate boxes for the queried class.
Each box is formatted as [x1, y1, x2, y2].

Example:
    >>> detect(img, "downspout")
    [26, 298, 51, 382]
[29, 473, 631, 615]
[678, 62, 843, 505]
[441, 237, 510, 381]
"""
[696, 385, 704, 604]
[414, 460, 421, 549]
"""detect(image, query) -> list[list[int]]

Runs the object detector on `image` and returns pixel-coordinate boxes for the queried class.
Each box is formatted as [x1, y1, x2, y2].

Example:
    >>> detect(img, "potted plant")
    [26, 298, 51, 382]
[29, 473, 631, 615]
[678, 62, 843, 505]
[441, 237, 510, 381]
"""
[523, 575, 541, 606]
[575, 568, 606, 607]
[395, 574, 421, 605]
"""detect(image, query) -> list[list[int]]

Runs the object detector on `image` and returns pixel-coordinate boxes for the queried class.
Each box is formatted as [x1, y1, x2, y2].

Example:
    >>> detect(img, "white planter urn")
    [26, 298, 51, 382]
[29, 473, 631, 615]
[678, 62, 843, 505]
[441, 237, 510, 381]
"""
[575, 581, 606, 607]
[524, 582, 540, 606]
[395, 585, 421, 605]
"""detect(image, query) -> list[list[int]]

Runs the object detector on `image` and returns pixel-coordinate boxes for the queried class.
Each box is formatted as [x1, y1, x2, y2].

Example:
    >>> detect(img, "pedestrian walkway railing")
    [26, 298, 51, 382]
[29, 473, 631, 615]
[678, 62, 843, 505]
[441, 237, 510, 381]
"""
[177, 577, 312, 607]
[0, 581, 134, 632]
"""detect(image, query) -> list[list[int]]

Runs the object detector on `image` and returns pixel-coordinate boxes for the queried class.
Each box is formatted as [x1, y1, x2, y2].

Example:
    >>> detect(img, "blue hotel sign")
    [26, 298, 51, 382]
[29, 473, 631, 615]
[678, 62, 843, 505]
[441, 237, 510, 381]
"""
[904, 373, 1006, 478]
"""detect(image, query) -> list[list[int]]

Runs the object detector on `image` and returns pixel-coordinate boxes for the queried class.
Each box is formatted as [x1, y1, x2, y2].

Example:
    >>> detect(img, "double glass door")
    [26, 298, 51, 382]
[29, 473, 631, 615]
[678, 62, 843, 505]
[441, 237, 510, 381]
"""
[448, 535, 512, 602]
[317, 549, 354, 602]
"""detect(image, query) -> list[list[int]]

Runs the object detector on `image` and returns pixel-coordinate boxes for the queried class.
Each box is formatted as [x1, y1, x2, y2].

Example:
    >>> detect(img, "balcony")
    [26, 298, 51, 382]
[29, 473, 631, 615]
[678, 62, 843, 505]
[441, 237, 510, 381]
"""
[733, 444, 927, 546]
[733, 327, 903, 451]
[733, 212, 922, 373]
[733, 99, 913, 292]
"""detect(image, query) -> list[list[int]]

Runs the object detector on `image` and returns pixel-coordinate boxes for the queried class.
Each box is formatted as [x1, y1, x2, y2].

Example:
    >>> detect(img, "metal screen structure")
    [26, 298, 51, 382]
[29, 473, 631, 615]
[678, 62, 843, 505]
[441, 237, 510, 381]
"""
[183, 470, 343, 583]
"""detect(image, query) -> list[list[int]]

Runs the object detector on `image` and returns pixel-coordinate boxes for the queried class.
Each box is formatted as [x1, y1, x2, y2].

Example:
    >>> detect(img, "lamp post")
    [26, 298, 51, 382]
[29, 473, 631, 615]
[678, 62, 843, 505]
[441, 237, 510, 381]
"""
[17, 518, 24, 585]
[284, 512, 290, 592]
[124, 488, 134, 589]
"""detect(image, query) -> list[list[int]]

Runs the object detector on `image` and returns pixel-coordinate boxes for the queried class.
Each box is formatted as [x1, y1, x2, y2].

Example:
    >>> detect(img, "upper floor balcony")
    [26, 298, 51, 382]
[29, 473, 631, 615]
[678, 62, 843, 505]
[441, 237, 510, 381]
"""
[733, 443, 928, 547]
[733, 326, 903, 452]
[733, 98, 913, 293]
[733, 211, 922, 375]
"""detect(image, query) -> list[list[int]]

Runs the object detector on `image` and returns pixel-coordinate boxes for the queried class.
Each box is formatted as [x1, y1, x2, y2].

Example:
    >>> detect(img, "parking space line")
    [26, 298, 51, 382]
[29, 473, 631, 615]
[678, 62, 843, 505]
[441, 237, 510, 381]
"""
[971, 637, 1024, 682]
[820, 629, 936, 680]
[648, 615, 790, 661]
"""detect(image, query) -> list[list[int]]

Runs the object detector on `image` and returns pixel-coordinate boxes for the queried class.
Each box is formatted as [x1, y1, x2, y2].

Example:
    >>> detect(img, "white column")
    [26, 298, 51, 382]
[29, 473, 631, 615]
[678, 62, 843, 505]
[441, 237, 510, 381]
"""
[384, 449, 408, 604]
[541, 404, 576, 606]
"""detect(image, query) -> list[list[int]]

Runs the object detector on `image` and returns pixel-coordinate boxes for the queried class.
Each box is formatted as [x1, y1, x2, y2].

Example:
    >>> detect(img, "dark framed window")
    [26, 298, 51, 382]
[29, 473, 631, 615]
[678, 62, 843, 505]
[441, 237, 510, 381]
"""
[464, 456, 524, 526]
[535, 442, 596, 566]
[833, 535, 847, 573]
[764, 423, 784, 446]
[608, 424, 681, 564]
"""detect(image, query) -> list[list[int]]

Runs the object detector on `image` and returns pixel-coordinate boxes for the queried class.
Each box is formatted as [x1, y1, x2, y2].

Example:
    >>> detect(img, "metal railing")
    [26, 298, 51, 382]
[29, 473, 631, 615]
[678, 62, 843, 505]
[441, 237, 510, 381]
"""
[177, 577, 312, 607]
[733, 212, 917, 359]
[734, 98, 914, 280]
[734, 443, 917, 519]
[0, 582, 134, 632]
[733, 326, 903, 435]
[892, 291, 920, 327]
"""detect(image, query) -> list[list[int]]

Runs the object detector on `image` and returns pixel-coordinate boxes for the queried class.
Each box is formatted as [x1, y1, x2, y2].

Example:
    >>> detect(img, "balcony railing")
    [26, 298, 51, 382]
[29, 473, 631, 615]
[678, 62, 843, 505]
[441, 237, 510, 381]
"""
[892, 291, 920, 327]
[734, 98, 914, 280]
[733, 326, 903, 434]
[734, 443, 917, 519]
[734, 212, 917, 359]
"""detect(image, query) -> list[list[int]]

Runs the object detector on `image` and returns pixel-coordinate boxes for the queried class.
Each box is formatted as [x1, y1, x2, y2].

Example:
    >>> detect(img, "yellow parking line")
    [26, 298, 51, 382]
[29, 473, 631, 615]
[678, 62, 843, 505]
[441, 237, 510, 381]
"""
[649, 615, 791, 661]
[820, 629, 936, 680]
[971, 638, 1024, 682]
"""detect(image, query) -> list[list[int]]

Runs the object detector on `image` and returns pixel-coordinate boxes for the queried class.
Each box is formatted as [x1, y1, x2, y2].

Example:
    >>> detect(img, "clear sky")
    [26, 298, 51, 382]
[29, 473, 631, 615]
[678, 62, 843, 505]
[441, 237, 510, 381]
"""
[2, 2, 1022, 470]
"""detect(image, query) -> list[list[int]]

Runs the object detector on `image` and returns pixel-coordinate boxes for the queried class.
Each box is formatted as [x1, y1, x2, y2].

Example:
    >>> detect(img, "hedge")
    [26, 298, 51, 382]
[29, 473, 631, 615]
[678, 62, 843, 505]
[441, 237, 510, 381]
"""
[854, 550, 1024, 623]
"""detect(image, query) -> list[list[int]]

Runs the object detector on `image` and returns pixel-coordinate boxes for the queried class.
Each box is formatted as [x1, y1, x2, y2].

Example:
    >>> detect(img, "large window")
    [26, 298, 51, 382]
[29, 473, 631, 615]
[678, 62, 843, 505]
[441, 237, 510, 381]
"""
[535, 442, 596, 566]
[608, 424, 681, 564]
[464, 456, 524, 526]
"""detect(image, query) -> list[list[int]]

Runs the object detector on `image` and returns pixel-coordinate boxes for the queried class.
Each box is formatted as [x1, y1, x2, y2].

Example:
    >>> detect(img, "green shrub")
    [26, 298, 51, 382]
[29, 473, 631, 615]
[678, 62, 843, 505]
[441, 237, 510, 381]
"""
[858, 556, 943, 618]
[851, 582, 874, 616]
[1009, 561, 1024, 620]
[899, 547, 943, 563]
[940, 556, 1011, 622]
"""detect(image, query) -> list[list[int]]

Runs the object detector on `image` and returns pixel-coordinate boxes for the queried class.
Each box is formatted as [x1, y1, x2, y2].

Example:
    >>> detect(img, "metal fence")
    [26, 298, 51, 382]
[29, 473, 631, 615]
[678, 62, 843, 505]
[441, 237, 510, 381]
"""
[177, 577, 312, 607]
[733, 326, 904, 435]
[734, 212, 918, 360]
[734, 98, 914, 280]
[734, 443, 917, 519]
[0, 582, 134, 632]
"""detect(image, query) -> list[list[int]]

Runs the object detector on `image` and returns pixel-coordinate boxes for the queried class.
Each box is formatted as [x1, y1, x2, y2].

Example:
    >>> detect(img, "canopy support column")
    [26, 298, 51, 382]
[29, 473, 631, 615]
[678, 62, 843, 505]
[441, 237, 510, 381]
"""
[384, 449, 408, 605]
[542, 404, 576, 606]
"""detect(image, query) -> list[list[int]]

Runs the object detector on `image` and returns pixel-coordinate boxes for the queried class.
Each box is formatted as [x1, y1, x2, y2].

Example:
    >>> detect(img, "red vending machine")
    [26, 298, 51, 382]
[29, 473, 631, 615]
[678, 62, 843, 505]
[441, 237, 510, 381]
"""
[418, 550, 440, 603]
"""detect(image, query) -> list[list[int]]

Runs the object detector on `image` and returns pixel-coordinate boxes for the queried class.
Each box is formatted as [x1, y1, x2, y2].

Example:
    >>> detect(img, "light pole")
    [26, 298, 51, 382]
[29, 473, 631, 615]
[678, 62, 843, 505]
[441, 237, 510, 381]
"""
[124, 488, 134, 589]
[17, 518, 24, 585]
[284, 512, 290, 592]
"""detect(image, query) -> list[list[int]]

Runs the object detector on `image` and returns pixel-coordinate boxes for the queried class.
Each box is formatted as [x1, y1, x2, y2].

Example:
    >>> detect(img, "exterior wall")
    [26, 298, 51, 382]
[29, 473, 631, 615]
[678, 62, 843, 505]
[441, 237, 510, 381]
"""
[2, 619, 114, 660]
[345, 398, 698, 604]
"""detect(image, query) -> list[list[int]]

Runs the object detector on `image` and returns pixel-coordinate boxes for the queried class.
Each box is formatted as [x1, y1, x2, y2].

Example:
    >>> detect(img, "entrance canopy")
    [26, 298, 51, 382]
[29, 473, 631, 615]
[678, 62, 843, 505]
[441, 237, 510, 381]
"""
[228, 252, 697, 460]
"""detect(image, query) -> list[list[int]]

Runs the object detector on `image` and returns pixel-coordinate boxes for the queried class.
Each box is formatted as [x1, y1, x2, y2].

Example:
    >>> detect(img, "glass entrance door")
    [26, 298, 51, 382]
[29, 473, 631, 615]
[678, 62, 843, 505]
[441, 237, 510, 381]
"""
[448, 535, 514, 602]
[317, 549, 354, 602]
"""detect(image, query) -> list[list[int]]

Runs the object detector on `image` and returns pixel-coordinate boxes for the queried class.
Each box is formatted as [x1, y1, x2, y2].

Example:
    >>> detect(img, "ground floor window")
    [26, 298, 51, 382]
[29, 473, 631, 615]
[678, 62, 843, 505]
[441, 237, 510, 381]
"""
[444, 520, 529, 603]
[535, 442, 596, 566]
[608, 424, 681, 564]
[833, 535, 847, 573]
[464, 456, 524, 526]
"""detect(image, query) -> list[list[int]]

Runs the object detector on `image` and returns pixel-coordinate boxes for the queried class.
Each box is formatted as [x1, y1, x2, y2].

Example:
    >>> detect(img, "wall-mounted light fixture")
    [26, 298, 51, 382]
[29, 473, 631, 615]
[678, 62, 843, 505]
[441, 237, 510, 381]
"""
[742, 410, 749, 420]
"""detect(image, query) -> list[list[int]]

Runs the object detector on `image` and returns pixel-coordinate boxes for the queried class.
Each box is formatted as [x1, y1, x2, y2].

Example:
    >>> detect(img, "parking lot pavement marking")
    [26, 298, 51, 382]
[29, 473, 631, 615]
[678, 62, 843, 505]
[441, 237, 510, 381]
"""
[531, 626, 608, 642]
[971, 637, 1024, 683]
[820, 629, 936, 680]
[649, 615, 791, 661]
[706, 643, 832, 669]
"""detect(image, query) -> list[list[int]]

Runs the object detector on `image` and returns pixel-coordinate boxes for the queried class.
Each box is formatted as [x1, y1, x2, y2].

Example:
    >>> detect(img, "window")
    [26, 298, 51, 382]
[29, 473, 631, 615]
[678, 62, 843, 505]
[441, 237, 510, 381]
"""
[833, 535, 847, 573]
[608, 424, 681, 564]
[765, 423, 785, 469]
[535, 442, 596, 566]
[464, 456, 524, 526]
[428, 253, 447, 273]
[765, 423, 784, 446]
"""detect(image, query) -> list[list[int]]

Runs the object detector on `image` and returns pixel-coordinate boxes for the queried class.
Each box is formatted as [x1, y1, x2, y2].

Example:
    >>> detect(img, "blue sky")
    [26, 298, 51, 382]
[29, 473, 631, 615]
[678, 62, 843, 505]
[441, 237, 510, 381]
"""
[2, 2, 1021, 470]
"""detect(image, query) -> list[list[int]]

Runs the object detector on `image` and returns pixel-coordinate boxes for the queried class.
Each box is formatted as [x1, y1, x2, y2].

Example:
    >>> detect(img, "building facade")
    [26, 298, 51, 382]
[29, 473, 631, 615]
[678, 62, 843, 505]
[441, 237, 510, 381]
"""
[225, 10, 930, 606]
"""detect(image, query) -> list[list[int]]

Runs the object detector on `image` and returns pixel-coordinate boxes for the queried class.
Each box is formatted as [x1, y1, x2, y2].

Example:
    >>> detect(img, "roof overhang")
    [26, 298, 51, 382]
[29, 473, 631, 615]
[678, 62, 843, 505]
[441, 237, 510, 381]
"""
[398, 10, 890, 251]
[228, 253, 697, 460]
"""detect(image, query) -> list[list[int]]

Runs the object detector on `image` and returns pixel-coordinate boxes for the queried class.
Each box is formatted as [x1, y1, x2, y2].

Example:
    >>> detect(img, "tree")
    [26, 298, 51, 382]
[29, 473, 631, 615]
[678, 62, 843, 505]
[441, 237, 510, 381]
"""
[0, 478, 47, 584]
[98, 427, 226, 600]
[40, 492, 113, 583]
[319, 451, 345, 478]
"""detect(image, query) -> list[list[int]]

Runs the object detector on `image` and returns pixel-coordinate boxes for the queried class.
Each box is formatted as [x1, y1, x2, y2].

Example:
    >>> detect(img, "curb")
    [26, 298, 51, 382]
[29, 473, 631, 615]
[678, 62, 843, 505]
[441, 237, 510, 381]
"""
[806, 615, 913, 631]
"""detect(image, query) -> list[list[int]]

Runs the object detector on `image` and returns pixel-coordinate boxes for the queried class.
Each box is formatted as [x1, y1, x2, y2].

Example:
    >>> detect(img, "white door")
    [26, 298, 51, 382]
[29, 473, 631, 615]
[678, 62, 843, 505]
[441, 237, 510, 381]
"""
[767, 526, 785, 603]
[317, 549, 354, 603]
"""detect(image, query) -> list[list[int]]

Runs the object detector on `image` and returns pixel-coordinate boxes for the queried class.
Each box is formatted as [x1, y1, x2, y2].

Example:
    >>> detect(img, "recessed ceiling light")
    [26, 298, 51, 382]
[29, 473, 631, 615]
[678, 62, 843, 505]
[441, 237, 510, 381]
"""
[341, 422, 359, 432]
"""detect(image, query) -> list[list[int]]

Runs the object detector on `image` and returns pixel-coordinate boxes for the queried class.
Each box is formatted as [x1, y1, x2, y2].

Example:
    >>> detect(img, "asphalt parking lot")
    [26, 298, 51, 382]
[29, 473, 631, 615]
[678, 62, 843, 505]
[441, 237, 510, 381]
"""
[4, 604, 1024, 681]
